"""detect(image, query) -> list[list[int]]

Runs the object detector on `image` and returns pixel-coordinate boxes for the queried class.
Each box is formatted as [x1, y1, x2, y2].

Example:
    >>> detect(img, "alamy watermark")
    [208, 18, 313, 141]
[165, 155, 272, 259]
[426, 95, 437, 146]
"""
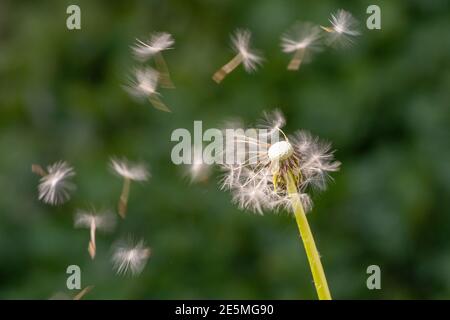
[66, 5, 81, 30]
[366, 265, 381, 290]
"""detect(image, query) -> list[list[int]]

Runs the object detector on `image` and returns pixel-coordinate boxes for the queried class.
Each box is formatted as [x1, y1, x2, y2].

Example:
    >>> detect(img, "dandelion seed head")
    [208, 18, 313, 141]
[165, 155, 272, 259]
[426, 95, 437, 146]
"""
[231, 29, 263, 72]
[38, 161, 75, 205]
[220, 110, 340, 214]
[112, 239, 151, 276]
[291, 131, 341, 190]
[132, 32, 174, 60]
[268, 141, 294, 162]
[110, 158, 150, 181]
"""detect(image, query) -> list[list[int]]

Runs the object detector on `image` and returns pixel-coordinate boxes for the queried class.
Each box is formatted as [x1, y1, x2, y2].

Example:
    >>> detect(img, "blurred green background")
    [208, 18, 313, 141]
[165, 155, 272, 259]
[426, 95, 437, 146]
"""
[0, 0, 449, 299]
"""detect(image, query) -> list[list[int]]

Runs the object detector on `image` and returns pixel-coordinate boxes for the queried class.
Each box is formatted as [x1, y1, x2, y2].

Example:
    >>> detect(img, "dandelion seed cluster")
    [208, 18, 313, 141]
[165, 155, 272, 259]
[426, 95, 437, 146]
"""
[220, 110, 341, 214]
[212, 9, 359, 79]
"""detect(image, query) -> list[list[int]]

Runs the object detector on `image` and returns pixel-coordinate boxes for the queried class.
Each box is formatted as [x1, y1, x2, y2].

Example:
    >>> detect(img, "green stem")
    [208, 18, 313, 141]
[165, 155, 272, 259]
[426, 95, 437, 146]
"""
[284, 171, 332, 300]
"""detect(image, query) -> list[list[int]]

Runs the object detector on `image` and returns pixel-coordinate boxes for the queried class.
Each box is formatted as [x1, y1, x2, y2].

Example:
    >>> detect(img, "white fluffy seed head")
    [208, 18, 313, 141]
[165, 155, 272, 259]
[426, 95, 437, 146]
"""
[110, 158, 150, 181]
[125, 67, 160, 99]
[37, 161, 75, 205]
[268, 141, 294, 161]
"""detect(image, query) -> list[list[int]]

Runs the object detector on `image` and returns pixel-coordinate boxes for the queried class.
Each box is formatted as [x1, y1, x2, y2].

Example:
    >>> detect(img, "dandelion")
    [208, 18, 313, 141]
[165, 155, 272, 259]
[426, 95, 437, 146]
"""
[32, 161, 76, 205]
[219, 110, 340, 300]
[281, 22, 323, 71]
[132, 32, 175, 88]
[112, 239, 151, 276]
[212, 29, 263, 83]
[321, 9, 360, 48]
[110, 157, 150, 218]
[74, 208, 116, 259]
[125, 67, 172, 112]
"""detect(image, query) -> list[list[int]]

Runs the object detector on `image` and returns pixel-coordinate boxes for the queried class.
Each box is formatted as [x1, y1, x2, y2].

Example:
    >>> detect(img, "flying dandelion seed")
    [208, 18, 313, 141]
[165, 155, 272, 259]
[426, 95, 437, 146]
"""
[321, 9, 360, 48]
[110, 157, 150, 219]
[125, 67, 172, 112]
[74, 208, 116, 259]
[49, 286, 94, 300]
[212, 29, 264, 83]
[281, 22, 323, 71]
[32, 161, 76, 205]
[218, 110, 340, 300]
[112, 239, 151, 276]
[132, 32, 175, 88]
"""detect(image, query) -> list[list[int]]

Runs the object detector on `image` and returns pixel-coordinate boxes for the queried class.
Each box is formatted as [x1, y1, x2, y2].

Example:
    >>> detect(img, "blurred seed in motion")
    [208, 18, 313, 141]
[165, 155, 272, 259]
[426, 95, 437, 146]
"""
[32, 161, 76, 205]
[110, 157, 150, 219]
[281, 22, 323, 71]
[112, 238, 151, 276]
[74, 207, 116, 259]
[213, 29, 263, 83]
[132, 32, 175, 88]
[321, 9, 360, 48]
[219, 110, 340, 214]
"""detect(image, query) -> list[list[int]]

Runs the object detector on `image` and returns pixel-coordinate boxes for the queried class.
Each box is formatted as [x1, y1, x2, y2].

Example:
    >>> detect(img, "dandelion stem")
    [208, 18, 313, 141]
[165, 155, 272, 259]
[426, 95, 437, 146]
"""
[213, 54, 243, 83]
[285, 170, 332, 300]
[118, 178, 131, 219]
[287, 48, 305, 71]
